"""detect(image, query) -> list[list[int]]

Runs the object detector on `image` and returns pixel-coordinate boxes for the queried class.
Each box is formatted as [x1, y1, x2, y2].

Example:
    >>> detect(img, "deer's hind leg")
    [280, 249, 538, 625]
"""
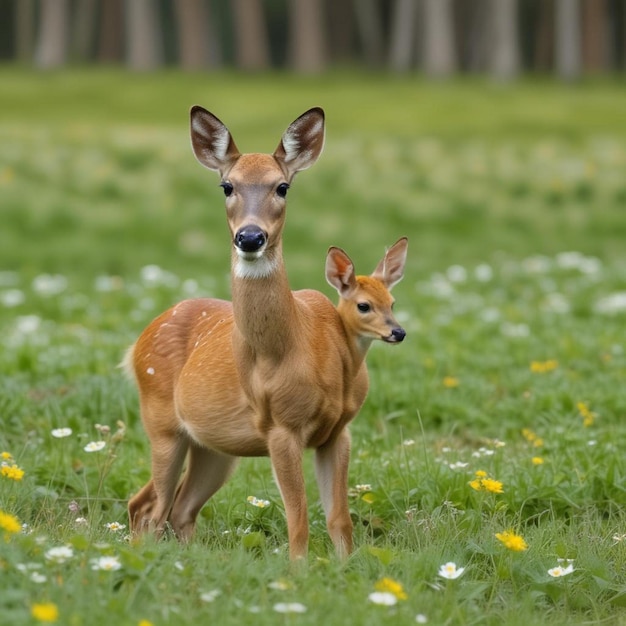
[168, 443, 239, 541]
[129, 401, 189, 537]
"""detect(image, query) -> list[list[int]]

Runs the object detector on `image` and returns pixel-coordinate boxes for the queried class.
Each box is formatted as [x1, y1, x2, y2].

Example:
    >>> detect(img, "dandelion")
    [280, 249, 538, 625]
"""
[51, 428, 72, 438]
[90, 556, 122, 571]
[45, 546, 74, 564]
[469, 473, 504, 494]
[443, 376, 459, 388]
[577, 402, 596, 427]
[438, 562, 465, 580]
[548, 564, 574, 578]
[368, 592, 399, 606]
[83, 441, 106, 453]
[495, 530, 528, 552]
[105, 522, 126, 532]
[530, 360, 558, 373]
[0, 510, 22, 536]
[138, 621, 154, 626]
[273, 602, 307, 614]
[246, 496, 270, 508]
[31, 602, 59, 622]
[522, 428, 544, 448]
[1, 464, 25, 481]
[532, 457, 544, 465]
[374, 577, 408, 601]
[1, 451, 13, 461]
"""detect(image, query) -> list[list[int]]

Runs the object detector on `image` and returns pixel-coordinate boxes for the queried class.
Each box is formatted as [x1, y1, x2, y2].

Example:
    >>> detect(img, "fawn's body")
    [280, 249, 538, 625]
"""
[127, 106, 407, 559]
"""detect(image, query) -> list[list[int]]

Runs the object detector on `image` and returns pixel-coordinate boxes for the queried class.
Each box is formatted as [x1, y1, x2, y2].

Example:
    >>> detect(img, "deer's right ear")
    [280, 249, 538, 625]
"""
[190, 106, 241, 173]
[326, 246, 357, 297]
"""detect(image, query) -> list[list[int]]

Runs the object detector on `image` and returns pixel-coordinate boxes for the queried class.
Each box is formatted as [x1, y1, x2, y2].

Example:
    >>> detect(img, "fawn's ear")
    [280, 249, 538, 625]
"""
[274, 107, 325, 179]
[326, 246, 357, 297]
[371, 237, 408, 290]
[190, 106, 241, 174]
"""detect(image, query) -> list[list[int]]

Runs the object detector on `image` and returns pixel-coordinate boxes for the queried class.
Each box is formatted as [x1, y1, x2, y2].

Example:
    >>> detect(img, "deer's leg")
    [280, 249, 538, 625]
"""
[268, 427, 308, 560]
[168, 444, 238, 541]
[129, 404, 189, 536]
[314, 428, 353, 559]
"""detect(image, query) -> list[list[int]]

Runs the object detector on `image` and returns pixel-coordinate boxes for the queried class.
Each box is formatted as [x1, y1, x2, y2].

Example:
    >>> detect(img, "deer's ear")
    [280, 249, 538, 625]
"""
[371, 237, 408, 290]
[274, 107, 325, 178]
[326, 246, 357, 297]
[190, 106, 241, 174]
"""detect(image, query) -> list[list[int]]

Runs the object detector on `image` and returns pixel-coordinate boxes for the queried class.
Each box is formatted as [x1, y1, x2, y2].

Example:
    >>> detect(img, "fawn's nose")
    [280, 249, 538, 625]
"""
[391, 327, 406, 343]
[234, 226, 267, 253]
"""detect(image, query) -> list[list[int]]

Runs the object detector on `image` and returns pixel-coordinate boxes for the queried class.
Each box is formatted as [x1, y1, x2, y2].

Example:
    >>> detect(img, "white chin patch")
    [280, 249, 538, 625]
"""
[234, 254, 278, 279]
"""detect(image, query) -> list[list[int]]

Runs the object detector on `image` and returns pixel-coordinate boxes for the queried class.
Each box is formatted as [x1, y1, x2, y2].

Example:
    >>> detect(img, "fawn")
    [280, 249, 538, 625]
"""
[126, 106, 408, 559]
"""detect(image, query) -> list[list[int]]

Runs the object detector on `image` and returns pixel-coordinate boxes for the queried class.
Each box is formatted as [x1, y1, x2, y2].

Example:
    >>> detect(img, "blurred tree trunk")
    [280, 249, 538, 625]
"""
[534, 0, 554, 72]
[354, 0, 385, 67]
[174, 0, 218, 70]
[15, 0, 35, 63]
[582, 0, 609, 72]
[125, 0, 164, 71]
[422, 0, 456, 78]
[98, 0, 124, 63]
[327, 0, 355, 64]
[555, 0, 581, 80]
[288, 0, 327, 72]
[465, 0, 489, 72]
[232, 0, 270, 70]
[389, 0, 418, 72]
[488, 0, 519, 81]
[73, 0, 98, 62]
[35, 0, 69, 68]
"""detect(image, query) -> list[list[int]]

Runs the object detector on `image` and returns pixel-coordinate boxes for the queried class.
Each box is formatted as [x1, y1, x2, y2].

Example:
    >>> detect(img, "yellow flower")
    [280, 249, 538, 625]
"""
[443, 376, 459, 388]
[138, 621, 154, 626]
[361, 492, 376, 504]
[481, 478, 504, 494]
[469, 473, 504, 494]
[1, 464, 25, 481]
[522, 429, 543, 448]
[0, 510, 21, 535]
[531, 457, 544, 465]
[374, 577, 408, 601]
[495, 530, 528, 552]
[530, 360, 559, 373]
[1, 451, 13, 461]
[31, 603, 59, 623]
[577, 402, 596, 427]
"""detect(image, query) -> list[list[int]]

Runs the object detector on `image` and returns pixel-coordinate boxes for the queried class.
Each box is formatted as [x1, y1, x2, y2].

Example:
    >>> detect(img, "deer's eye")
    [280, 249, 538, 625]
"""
[220, 182, 234, 197]
[276, 183, 290, 198]
[357, 302, 371, 313]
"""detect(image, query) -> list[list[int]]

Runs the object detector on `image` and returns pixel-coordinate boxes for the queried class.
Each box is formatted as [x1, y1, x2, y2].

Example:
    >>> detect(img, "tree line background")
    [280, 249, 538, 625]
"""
[0, 0, 625, 79]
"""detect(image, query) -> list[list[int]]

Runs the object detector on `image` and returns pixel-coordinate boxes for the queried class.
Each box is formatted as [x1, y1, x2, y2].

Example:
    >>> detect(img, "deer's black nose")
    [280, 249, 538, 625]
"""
[391, 327, 406, 342]
[235, 226, 267, 253]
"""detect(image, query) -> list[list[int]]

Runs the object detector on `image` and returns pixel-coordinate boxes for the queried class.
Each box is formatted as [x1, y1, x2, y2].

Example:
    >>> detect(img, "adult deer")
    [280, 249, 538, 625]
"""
[126, 106, 408, 559]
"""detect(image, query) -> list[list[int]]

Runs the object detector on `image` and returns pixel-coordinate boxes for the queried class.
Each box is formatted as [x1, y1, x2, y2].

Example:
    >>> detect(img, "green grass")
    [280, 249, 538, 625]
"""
[1, 70, 626, 625]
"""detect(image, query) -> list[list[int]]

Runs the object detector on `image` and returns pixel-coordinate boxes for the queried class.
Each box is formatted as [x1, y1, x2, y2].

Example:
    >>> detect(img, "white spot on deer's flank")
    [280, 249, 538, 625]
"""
[146, 367, 155, 376]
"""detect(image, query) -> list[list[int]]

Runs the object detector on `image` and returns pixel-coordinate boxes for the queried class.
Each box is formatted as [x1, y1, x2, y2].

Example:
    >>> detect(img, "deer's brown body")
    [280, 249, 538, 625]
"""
[127, 106, 407, 559]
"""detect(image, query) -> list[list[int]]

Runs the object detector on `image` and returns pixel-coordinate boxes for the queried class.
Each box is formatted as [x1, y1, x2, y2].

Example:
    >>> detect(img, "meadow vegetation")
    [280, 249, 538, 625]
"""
[1, 70, 626, 625]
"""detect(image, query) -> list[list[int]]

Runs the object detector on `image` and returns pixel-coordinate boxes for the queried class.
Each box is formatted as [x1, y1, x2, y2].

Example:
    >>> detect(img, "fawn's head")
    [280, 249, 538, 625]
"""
[190, 106, 325, 278]
[326, 238, 408, 350]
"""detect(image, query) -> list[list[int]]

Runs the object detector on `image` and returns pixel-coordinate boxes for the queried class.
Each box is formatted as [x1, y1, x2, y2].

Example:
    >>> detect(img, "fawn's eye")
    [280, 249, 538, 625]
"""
[276, 183, 290, 198]
[220, 182, 234, 197]
[357, 302, 371, 313]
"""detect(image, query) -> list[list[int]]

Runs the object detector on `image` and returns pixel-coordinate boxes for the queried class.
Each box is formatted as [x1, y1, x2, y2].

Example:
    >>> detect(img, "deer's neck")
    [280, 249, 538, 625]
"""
[231, 250, 298, 358]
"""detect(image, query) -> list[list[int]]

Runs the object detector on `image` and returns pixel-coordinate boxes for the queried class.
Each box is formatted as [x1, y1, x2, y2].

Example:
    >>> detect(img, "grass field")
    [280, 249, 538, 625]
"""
[1, 70, 626, 625]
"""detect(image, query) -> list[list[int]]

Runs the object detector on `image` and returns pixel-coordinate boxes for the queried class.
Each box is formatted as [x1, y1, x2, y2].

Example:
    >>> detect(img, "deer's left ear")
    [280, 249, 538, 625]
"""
[326, 246, 357, 297]
[371, 237, 408, 290]
[274, 107, 325, 178]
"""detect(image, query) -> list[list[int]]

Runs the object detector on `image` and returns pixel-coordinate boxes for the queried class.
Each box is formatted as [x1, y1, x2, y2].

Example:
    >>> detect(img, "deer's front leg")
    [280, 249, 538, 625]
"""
[268, 427, 308, 560]
[314, 429, 353, 559]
